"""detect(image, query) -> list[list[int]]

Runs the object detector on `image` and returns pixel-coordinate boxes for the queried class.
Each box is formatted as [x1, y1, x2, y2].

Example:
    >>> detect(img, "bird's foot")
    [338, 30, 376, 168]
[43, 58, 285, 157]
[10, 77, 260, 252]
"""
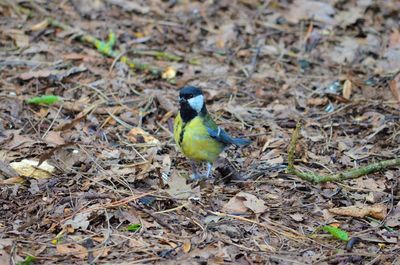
[189, 173, 207, 181]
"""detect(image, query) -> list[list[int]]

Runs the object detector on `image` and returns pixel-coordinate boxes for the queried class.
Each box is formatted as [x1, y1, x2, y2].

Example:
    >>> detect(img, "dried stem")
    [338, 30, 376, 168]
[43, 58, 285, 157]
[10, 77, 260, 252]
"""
[287, 122, 400, 183]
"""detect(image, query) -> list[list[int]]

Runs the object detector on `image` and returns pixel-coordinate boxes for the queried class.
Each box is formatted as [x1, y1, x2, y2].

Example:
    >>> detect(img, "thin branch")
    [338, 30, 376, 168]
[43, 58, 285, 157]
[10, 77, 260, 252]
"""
[287, 122, 400, 183]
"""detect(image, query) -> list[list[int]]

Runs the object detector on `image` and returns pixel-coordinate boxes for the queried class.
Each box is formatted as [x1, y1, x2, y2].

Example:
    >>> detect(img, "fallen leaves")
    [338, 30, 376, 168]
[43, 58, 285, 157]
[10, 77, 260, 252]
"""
[285, 0, 336, 25]
[1, 0, 399, 264]
[342, 80, 352, 100]
[222, 192, 267, 214]
[161, 66, 177, 80]
[127, 127, 160, 145]
[329, 204, 387, 220]
[56, 244, 87, 259]
[166, 171, 199, 200]
[63, 212, 91, 231]
[9, 159, 55, 179]
[18, 65, 87, 82]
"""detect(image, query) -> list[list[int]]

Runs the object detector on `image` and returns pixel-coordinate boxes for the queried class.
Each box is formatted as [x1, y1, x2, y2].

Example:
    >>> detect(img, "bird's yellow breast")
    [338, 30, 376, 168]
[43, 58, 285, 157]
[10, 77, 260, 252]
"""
[174, 113, 224, 162]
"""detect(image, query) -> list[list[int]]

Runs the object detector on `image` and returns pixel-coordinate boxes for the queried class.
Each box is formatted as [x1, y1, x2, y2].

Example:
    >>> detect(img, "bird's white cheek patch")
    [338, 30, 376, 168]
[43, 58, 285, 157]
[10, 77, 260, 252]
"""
[188, 95, 204, 113]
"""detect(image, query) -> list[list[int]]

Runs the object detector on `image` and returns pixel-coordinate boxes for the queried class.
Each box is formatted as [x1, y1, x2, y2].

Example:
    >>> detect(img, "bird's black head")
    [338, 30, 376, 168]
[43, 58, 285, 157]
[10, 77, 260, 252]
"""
[178, 86, 207, 122]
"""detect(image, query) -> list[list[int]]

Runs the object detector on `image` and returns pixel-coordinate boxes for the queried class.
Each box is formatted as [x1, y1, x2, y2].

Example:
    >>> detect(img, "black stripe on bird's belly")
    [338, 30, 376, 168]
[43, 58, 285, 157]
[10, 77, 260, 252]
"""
[179, 123, 186, 145]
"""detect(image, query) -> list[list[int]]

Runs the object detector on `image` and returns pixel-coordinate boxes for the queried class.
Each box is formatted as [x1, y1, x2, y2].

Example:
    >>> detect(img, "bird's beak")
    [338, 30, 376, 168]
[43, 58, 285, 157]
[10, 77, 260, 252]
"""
[179, 97, 186, 104]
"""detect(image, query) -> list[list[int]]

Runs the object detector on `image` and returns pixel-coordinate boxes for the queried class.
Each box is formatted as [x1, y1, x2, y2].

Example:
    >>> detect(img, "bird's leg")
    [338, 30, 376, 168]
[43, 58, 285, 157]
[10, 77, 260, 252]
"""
[190, 161, 203, 180]
[205, 162, 213, 178]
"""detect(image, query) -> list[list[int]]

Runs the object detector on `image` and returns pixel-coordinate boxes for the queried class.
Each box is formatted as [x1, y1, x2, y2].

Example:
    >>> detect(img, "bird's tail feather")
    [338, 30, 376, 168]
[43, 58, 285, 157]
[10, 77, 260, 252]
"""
[230, 137, 251, 146]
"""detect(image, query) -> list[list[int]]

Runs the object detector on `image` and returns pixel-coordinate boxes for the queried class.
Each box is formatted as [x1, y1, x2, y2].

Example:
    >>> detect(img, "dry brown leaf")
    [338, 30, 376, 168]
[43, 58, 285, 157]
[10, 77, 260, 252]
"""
[127, 127, 160, 145]
[389, 79, 400, 102]
[342, 79, 352, 100]
[93, 247, 110, 258]
[307, 97, 328, 106]
[56, 243, 88, 259]
[18, 66, 87, 81]
[222, 192, 267, 214]
[329, 204, 387, 220]
[182, 240, 191, 253]
[44, 131, 66, 145]
[0, 176, 24, 185]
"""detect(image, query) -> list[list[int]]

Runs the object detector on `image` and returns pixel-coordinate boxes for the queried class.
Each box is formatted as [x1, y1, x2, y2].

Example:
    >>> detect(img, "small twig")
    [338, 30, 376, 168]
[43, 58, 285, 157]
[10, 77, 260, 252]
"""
[129, 202, 178, 233]
[287, 122, 400, 183]
[153, 202, 190, 214]
[59, 192, 154, 224]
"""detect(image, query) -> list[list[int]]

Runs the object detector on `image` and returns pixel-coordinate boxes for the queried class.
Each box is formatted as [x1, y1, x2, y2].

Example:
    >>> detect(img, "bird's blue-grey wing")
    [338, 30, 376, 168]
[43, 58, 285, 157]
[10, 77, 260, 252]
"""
[207, 126, 251, 146]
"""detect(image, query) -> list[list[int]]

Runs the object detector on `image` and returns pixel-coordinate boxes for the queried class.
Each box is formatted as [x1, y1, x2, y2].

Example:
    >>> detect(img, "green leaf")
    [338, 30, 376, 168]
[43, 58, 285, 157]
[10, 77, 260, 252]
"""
[322, 225, 349, 241]
[126, 223, 141, 232]
[26, 95, 61, 105]
[17, 255, 36, 265]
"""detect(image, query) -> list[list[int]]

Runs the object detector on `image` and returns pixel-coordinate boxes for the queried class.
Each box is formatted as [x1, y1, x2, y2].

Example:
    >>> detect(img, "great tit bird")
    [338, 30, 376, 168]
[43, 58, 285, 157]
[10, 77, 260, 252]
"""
[174, 86, 251, 179]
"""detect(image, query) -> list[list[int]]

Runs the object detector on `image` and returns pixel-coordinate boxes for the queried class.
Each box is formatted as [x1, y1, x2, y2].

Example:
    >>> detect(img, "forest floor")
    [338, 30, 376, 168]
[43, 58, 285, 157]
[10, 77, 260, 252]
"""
[1, 0, 400, 264]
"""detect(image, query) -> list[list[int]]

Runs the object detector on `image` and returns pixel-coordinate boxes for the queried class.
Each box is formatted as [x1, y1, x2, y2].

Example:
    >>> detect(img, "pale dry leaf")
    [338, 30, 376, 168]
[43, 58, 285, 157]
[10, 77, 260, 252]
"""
[329, 204, 387, 220]
[166, 171, 199, 200]
[18, 66, 87, 81]
[30, 19, 49, 31]
[289, 213, 304, 222]
[10, 159, 55, 179]
[223, 192, 267, 214]
[342, 79, 352, 100]
[285, 0, 336, 25]
[63, 212, 91, 230]
[222, 195, 248, 214]
[127, 127, 160, 145]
